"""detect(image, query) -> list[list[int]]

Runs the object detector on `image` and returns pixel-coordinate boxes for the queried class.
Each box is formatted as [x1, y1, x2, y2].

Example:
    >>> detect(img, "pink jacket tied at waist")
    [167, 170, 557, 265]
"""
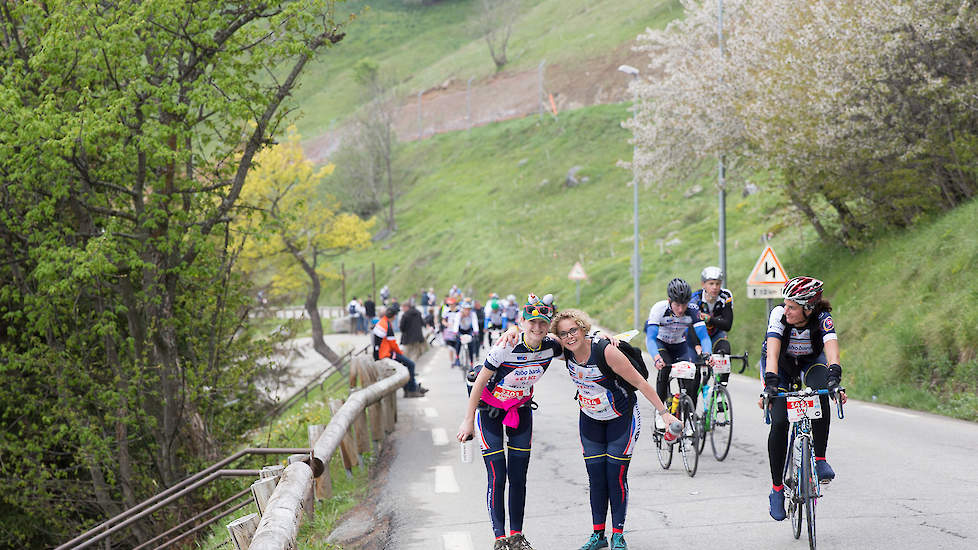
[480, 388, 533, 429]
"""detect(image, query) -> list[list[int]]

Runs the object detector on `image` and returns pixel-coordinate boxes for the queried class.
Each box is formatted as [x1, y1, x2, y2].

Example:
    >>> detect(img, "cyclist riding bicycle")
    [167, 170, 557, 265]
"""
[646, 278, 713, 412]
[440, 297, 460, 366]
[451, 299, 481, 367]
[486, 293, 507, 347]
[503, 294, 519, 327]
[690, 266, 734, 382]
[760, 276, 846, 522]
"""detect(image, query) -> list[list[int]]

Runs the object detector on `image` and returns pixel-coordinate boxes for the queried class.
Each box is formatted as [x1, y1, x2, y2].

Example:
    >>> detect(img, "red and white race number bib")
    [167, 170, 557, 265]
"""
[711, 354, 731, 374]
[786, 396, 822, 422]
[578, 393, 609, 413]
[670, 361, 696, 379]
[493, 386, 531, 401]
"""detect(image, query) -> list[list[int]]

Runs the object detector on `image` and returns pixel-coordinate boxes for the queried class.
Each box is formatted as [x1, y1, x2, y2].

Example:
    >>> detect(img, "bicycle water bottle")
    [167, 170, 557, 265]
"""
[460, 436, 474, 463]
[663, 421, 682, 446]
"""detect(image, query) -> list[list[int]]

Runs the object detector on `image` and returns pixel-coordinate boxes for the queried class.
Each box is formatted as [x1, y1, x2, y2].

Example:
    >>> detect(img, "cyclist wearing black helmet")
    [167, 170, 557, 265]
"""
[645, 278, 713, 412]
[760, 276, 845, 521]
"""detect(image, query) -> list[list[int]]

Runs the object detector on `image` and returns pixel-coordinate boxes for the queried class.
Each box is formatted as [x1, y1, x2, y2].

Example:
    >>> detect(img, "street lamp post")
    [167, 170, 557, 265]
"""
[717, 0, 727, 285]
[618, 64, 642, 331]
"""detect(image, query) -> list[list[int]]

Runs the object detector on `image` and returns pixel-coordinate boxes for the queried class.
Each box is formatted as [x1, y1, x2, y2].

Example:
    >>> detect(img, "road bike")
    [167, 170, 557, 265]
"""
[651, 359, 703, 477]
[762, 383, 846, 550]
[458, 332, 474, 370]
[694, 351, 748, 461]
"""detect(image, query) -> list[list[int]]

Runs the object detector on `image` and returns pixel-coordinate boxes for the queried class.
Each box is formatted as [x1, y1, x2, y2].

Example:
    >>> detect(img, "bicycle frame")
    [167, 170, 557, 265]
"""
[698, 352, 747, 432]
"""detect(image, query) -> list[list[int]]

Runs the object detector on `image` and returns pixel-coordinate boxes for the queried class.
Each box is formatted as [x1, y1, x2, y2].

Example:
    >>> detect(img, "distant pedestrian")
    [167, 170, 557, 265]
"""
[380, 284, 390, 305]
[400, 302, 427, 360]
[347, 296, 363, 334]
[474, 300, 486, 351]
[364, 297, 376, 323]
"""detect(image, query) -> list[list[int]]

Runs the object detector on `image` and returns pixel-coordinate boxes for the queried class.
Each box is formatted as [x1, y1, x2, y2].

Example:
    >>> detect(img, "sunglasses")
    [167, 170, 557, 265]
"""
[522, 303, 554, 318]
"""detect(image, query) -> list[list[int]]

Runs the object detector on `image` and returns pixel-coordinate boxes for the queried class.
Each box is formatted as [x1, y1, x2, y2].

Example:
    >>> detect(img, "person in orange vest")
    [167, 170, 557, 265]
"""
[374, 306, 428, 398]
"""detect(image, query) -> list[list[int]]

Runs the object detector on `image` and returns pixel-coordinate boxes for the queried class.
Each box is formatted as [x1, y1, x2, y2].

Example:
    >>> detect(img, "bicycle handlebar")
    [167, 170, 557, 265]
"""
[727, 351, 749, 373]
[761, 387, 846, 424]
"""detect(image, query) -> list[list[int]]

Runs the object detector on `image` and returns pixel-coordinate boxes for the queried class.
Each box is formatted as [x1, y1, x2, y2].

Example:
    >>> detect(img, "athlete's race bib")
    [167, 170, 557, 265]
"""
[492, 386, 531, 401]
[786, 395, 822, 422]
[578, 393, 610, 413]
[670, 361, 697, 379]
[712, 354, 731, 374]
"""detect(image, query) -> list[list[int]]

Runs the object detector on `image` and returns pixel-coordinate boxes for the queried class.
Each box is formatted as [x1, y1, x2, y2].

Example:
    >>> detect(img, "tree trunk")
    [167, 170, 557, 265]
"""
[286, 241, 343, 365]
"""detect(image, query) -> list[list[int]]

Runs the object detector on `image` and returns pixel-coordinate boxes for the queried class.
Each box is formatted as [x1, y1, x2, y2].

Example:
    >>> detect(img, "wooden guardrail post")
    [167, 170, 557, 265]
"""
[359, 360, 385, 451]
[251, 476, 278, 516]
[378, 360, 398, 434]
[308, 424, 332, 500]
[328, 398, 357, 476]
[227, 513, 260, 550]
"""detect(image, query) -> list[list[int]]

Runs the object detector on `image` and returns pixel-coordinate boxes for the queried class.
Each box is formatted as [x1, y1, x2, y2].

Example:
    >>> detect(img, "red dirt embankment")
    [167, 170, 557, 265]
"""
[304, 42, 651, 164]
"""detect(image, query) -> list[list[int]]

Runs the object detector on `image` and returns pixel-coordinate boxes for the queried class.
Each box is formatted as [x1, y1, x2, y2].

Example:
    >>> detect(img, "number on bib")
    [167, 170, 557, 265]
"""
[711, 354, 731, 374]
[786, 396, 822, 422]
[670, 361, 696, 380]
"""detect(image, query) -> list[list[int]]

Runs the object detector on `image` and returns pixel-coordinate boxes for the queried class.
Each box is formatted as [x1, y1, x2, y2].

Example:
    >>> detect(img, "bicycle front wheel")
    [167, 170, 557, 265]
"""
[654, 428, 673, 469]
[800, 437, 817, 549]
[709, 385, 733, 461]
[679, 394, 699, 477]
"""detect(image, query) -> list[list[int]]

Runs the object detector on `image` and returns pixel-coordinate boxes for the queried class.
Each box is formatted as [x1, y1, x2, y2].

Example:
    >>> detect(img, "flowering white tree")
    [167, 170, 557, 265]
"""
[626, 0, 978, 247]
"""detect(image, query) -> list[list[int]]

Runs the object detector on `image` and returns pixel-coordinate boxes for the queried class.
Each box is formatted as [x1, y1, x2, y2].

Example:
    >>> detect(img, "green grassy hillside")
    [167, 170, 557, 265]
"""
[291, 0, 682, 137]
[319, 103, 978, 421]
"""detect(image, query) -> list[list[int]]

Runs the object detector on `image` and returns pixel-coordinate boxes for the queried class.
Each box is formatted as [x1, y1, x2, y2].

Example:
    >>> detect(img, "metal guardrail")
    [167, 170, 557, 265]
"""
[57, 347, 401, 550]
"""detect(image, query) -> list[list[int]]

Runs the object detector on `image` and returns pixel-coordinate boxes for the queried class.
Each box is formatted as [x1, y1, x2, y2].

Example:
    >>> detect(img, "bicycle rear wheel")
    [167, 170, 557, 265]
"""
[800, 437, 817, 549]
[709, 385, 733, 461]
[679, 394, 699, 477]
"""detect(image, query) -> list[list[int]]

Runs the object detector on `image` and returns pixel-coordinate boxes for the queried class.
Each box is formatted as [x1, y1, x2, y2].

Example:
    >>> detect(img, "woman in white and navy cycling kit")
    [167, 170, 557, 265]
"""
[646, 278, 713, 407]
[761, 276, 846, 521]
[553, 309, 678, 550]
[457, 294, 559, 550]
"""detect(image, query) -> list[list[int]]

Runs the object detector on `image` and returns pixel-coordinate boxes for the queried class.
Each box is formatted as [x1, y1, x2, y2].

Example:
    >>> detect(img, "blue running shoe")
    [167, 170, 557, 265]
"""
[816, 459, 835, 482]
[769, 487, 787, 521]
[610, 533, 627, 550]
[579, 533, 608, 550]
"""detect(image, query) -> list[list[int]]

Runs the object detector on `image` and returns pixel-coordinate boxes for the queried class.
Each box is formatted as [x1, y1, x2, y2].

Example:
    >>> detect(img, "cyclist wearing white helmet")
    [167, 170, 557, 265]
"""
[450, 299, 481, 367]
[690, 266, 734, 382]
[760, 276, 846, 522]
[645, 278, 713, 410]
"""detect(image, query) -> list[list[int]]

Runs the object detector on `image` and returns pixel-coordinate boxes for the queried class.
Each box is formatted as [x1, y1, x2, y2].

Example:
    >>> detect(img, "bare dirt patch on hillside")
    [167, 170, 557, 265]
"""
[304, 41, 652, 163]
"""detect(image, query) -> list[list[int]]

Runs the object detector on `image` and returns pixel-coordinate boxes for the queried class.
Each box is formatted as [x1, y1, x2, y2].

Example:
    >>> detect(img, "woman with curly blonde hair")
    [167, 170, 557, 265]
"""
[551, 309, 678, 550]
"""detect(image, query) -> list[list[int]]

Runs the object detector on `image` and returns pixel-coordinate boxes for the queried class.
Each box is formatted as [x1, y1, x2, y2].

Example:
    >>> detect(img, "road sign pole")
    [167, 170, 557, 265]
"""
[576, 280, 581, 305]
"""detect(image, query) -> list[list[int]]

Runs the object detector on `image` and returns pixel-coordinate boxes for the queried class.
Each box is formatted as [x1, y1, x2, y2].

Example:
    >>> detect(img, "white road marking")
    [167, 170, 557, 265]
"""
[425, 407, 439, 418]
[431, 428, 449, 446]
[442, 531, 474, 550]
[434, 465, 459, 493]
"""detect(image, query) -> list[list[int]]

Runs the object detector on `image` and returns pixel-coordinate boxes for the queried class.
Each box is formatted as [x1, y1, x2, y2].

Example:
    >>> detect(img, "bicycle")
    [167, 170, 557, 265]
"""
[762, 383, 846, 550]
[694, 351, 748, 461]
[458, 332, 474, 370]
[651, 359, 703, 477]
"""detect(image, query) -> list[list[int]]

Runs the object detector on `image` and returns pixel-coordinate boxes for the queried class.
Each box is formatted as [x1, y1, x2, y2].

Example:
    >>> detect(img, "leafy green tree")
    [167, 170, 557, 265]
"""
[0, 0, 347, 546]
[237, 131, 374, 364]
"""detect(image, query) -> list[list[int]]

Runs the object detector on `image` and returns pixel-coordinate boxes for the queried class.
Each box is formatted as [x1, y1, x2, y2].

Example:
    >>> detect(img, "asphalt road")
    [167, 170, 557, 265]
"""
[377, 344, 978, 550]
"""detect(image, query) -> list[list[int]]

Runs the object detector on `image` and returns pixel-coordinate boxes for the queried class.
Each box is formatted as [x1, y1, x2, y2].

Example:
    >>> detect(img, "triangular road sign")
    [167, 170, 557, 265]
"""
[568, 261, 588, 281]
[746, 246, 788, 285]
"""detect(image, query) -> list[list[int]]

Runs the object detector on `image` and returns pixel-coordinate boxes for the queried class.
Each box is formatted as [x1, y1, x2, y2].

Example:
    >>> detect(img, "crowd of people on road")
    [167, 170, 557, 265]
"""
[351, 270, 846, 549]
[440, 268, 844, 550]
